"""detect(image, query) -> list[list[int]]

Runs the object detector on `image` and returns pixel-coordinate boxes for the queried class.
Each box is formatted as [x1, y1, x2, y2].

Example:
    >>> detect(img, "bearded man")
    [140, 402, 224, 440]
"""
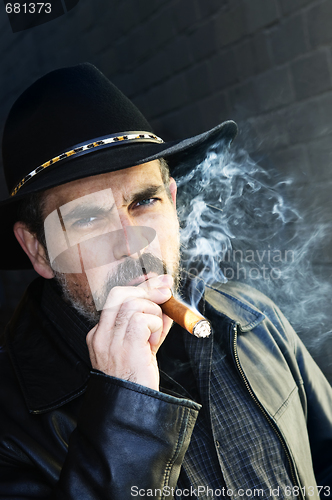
[0, 63, 331, 499]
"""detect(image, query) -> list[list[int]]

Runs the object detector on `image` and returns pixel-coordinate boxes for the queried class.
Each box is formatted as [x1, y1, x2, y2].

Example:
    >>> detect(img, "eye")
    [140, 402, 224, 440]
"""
[134, 198, 158, 208]
[72, 217, 99, 229]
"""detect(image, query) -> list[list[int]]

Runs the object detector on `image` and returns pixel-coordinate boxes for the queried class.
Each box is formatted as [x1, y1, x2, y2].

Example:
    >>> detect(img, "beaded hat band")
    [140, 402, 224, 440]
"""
[10, 131, 164, 197]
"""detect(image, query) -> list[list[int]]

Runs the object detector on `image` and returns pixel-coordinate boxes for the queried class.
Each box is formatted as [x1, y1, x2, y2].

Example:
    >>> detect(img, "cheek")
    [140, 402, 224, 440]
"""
[59, 271, 90, 298]
[51, 245, 83, 274]
[153, 214, 180, 259]
[85, 261, 118, 293]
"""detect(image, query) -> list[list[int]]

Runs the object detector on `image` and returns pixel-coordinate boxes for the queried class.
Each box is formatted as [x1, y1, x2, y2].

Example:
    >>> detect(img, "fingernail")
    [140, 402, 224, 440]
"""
[158, 287, 172, 296]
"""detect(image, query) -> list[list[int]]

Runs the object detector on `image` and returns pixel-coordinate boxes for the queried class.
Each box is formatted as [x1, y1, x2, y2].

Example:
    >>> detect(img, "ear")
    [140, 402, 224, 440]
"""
[169, 177, 177, 206]
[13, 222, 54, 279]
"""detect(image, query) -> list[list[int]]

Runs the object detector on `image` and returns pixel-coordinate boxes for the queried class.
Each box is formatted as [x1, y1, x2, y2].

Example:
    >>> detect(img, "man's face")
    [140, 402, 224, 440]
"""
[42, 160, 180, 323]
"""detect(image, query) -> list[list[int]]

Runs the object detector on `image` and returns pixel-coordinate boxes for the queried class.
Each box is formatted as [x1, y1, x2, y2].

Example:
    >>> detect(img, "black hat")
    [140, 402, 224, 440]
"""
[0, 63, 237, 269]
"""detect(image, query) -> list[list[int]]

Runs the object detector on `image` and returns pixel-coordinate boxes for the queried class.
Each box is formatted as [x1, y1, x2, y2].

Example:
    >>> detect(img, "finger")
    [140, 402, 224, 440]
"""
[93, 296, 163, 353]
[124, 311, 163, 345]
[99, 275, 172, 329]
[113, 298, 163, 340]
[92, 310, 163, 374]
[137, 274, 173, 291]
[137, 275, 173, 305]
[98, 285, 150, 332]
[88, 274, 173, 359]
[145, 286, 172, 305]
[103, 274, 172, 311]
[86, 324, 98, 364]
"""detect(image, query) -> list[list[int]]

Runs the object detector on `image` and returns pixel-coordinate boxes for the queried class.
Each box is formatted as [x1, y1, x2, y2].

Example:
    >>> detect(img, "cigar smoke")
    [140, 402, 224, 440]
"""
[174, 139, 332, 381]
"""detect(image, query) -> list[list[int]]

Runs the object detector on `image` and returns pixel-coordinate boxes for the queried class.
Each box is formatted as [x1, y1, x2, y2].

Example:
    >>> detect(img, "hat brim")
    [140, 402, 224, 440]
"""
[0, 120, 237, 270]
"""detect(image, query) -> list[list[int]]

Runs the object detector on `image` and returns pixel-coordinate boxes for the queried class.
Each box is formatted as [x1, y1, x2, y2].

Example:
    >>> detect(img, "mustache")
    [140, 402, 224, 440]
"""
[94, 253, 167, 309]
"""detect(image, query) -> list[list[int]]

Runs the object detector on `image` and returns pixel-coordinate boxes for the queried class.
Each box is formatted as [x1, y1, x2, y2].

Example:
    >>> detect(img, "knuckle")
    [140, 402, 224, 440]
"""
[129, 311, 144, 329]
[104, 286, 125, 307]
[115, 306, 130, 328]
[125, 312, 146, 338]
[91, 336, 105, 354]
[86, 332, 93, 346]
[152, 302, 163, 317]
[86, 325, 97, 344]
[121, 298, 139, 313]
[109, 285, 122, 295]
[153, 316, 163, 331]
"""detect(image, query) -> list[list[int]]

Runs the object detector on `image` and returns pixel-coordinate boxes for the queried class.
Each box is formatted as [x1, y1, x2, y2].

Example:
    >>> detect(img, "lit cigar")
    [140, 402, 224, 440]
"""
[161, 295, 211, 338]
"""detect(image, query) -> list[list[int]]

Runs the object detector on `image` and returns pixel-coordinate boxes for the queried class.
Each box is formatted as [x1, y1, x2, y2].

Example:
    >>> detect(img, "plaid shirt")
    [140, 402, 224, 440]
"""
[159, 322, 294, 499]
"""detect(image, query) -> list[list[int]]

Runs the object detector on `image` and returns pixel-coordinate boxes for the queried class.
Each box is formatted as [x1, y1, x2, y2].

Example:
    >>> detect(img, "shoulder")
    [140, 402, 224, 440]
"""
[207, 280, 277, 313]
[205, 280, 296, 345]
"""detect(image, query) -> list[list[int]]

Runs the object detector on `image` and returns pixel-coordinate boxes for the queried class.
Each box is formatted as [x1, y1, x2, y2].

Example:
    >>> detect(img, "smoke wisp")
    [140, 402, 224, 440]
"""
[174, 140, 332, 368]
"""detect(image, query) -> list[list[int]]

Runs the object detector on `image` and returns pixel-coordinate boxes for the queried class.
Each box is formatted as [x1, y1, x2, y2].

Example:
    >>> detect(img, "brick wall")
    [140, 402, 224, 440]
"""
[1, 0, 332, 377]
[2, 0, 331, 189]
[2, 0, 331, 214]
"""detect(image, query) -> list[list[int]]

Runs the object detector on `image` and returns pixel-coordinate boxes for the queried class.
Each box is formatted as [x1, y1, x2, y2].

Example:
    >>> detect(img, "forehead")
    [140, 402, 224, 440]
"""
[43, 160, 163, 216]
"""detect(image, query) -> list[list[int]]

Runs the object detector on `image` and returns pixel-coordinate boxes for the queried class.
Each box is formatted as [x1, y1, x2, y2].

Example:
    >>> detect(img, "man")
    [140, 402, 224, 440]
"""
[0, 63, 331, 499]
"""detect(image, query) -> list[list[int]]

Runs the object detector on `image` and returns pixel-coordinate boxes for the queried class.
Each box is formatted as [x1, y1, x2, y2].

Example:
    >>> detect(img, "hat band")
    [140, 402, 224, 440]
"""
[10, 131, 164, 197]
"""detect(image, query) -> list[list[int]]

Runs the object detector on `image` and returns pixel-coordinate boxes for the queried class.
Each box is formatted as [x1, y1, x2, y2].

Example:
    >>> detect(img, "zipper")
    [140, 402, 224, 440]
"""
[232, 323, 304, 499]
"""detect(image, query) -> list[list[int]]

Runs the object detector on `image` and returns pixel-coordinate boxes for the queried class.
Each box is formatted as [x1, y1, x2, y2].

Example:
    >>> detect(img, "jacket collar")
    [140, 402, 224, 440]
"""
[6, 278, 91, 414]
[204, 281, 265, 332]
[6, 277, 265, 414]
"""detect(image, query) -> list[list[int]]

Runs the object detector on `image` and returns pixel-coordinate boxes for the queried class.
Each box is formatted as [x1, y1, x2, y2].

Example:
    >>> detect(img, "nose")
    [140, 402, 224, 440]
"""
[113, 223, 156, 261]
[112, 214, 134, 261]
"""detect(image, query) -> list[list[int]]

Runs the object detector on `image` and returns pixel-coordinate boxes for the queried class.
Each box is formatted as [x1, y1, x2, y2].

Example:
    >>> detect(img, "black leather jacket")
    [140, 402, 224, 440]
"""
[0, 278, 331, 499]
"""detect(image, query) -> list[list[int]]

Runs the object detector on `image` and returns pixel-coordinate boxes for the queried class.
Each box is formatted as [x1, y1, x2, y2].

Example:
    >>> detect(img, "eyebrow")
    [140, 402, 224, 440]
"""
[61, 184, 165, 223]
[61, 203, 115, 223]
[123, 184, 165, 204]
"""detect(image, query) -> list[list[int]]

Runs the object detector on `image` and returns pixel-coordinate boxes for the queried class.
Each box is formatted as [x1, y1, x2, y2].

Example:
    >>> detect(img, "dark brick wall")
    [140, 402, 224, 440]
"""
[1, 0, 332, 377]
[1, 0, 331, 181]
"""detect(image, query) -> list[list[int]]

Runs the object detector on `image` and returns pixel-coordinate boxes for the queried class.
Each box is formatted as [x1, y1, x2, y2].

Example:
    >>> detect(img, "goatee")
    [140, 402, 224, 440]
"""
[54, 253, 179, 326]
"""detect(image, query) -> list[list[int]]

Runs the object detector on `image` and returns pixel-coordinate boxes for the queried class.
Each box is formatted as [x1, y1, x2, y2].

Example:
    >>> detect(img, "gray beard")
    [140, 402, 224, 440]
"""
[54, 253, 180, 326]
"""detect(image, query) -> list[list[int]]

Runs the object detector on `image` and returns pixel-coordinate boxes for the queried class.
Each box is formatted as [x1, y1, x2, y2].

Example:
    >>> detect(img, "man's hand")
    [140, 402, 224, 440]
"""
[86, 275, 173, 391]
